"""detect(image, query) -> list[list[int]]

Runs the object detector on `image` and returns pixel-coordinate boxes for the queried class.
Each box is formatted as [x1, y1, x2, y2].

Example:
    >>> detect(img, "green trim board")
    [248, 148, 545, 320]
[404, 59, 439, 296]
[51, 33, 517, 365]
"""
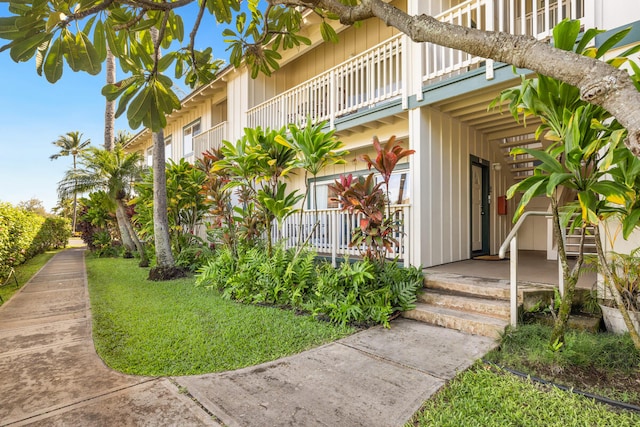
[333, 98, 405, 131]
[409, 62, 532, 109]
[595, 20, 640, 49]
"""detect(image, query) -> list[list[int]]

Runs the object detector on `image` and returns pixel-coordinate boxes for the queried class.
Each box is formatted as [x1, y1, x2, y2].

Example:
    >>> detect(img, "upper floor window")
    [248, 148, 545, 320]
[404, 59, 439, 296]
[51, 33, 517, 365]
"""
[183, 119, 201, 157]
[165, 135, 173, 161]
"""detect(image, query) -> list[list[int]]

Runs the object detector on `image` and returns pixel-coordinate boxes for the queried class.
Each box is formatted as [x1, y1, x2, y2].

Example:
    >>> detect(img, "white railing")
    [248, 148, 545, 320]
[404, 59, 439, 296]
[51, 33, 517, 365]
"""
[247, 34, 403, 130]
[422, 0, 585, 84]
[499, 211, 562, 328]
[193, 121, 227, 159]
[272, 205, 411, 267]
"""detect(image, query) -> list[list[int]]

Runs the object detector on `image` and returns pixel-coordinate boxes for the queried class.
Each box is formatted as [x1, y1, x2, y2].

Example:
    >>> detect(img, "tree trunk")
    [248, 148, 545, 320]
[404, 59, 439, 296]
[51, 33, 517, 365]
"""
[117, 199, 149, 267]
[104, 46, 116, 151]
[114, 200, 136, 255]
[549, 199, 585, 347]
[593, 226, 640, 350]
[149, 129, 183, 280]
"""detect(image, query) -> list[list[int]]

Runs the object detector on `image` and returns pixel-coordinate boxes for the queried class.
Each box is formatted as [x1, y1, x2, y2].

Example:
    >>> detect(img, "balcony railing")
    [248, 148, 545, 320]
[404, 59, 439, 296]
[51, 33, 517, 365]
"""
[246, 0, 587, 130]
[247, 35, 403, 131]
[271, 205, 411, 267]
[423, 0, 586, 83]
[193, 121, 227, 159]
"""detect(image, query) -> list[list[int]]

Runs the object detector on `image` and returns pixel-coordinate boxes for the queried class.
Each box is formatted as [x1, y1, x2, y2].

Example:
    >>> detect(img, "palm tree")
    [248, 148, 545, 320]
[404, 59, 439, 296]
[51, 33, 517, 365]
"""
[57, 144, 149, 267]
[50, 131, 91, 233]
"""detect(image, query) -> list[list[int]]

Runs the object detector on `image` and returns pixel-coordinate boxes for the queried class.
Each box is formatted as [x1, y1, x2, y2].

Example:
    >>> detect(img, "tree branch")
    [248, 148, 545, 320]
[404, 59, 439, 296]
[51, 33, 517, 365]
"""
[271, 0, 640, 156]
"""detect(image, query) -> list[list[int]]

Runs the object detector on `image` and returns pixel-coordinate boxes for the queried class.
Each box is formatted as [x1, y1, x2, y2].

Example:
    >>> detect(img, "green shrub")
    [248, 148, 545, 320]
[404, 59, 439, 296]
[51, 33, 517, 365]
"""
[197, 245, 423, 327]
[0, 202, 70, 279]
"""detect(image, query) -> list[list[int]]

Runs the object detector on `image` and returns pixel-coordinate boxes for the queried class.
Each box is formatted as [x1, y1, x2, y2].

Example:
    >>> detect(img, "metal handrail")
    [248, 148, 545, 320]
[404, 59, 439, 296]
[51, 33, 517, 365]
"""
[499, 211, 552, 327]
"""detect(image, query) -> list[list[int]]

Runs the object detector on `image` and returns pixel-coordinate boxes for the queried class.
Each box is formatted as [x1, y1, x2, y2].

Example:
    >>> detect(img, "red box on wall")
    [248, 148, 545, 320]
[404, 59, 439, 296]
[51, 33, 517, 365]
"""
[497, 196, 508, 216]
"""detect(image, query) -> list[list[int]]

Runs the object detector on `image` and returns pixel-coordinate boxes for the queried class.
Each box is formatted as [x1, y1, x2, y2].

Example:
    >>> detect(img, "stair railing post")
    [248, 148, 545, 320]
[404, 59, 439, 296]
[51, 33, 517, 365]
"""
[510, 236, 518, 328]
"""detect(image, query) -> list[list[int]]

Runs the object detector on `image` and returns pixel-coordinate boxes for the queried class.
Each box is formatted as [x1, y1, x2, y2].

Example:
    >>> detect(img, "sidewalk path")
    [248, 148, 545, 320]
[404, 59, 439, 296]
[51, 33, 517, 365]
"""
[0, 247, 497, 426]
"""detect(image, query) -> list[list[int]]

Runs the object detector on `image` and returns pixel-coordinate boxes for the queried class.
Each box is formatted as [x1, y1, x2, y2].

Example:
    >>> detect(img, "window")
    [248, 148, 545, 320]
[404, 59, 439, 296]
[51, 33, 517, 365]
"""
[165, 136, 172, 161]
[309, 169, 410, 209]
[183, 119, 201, 157]
[146, 147, 153, 167]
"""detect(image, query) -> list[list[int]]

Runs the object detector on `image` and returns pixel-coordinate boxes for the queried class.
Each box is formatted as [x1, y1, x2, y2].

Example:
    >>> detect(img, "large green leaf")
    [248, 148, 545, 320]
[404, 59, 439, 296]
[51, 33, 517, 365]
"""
[75, 32, 101, 75]
[9, 31, 50, 62]
[43, 36, 63, 82]
[552, 19, 580, 51]
[93, 19, 106, 62]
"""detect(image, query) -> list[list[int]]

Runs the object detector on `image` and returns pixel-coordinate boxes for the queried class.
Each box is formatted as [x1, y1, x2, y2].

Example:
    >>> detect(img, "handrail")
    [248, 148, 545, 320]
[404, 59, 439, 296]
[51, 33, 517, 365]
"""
[499, 211, 551, 327]
[499, 211, 550, 258]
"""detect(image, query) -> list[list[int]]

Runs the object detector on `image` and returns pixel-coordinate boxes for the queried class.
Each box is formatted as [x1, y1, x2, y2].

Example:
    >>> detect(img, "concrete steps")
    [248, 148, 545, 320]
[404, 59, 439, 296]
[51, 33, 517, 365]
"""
[402, 272, 535, 339]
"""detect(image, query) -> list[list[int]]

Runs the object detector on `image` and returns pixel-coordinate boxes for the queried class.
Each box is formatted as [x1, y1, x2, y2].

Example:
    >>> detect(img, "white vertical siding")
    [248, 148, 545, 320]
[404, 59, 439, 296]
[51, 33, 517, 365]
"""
[411, 105, 510, 267]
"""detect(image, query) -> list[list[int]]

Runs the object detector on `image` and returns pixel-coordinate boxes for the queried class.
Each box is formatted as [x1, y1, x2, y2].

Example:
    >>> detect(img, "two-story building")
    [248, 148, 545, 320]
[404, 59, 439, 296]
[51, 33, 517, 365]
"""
[125, 0, 640, 284]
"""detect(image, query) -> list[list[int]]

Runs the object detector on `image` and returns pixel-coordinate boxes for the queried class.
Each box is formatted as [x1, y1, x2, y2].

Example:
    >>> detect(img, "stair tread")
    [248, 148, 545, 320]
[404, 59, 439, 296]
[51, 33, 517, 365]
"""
[420, 288, 510, 306]
[409, 303, 509, 327]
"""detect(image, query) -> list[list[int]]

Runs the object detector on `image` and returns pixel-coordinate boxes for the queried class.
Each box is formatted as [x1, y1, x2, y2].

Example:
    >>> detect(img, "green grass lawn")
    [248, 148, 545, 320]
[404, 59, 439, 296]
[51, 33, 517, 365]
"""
[0, 249, 61, 305]
[408, 363, 640, 426]
[85, 256, 354, 376]
[409, 323, 640, 425]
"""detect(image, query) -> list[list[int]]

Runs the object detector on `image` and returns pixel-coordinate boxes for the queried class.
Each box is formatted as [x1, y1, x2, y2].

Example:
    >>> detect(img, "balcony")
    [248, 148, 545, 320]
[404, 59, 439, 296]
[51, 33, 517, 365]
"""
[422, 0, 585, 84]
[247, 34, 403, 131]
[246, 0, 586, 131]
[193, 121, 228, 160]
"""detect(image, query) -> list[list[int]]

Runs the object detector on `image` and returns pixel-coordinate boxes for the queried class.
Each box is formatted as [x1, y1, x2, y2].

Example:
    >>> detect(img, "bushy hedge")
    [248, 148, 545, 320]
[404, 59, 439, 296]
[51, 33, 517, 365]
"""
[196, 245, 424, 327]
[0, 202, 71, 279]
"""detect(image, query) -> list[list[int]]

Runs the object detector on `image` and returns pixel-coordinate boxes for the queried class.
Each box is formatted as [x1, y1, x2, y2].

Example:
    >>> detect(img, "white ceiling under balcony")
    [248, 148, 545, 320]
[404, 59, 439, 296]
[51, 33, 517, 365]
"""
[433, 82, 543, 142]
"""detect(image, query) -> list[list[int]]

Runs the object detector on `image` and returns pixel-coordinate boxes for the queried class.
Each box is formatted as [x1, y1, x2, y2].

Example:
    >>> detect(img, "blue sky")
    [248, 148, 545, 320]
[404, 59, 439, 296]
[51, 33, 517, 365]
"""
[0, 4, 233, 212]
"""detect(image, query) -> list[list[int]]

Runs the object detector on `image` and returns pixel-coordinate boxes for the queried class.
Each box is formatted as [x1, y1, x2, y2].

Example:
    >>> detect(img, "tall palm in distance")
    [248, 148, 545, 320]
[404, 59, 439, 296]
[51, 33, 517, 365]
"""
[50, 131, 91, 233]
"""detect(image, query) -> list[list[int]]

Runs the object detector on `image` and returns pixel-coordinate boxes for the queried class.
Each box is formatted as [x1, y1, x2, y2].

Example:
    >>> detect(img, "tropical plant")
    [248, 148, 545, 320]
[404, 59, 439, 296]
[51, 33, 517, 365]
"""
[57, 144, 148, 266]
[76, 191, 118, 252]
[329, 173, 398, 262]
[197, 148, 236, 251]
[495, 20, 640, 348]
[50, 131, 91, 233]
[196, 244, 423, 327]
[133, 158, 211, 255]
[276, 118, 347, 244]
[360, 135, 415, 217]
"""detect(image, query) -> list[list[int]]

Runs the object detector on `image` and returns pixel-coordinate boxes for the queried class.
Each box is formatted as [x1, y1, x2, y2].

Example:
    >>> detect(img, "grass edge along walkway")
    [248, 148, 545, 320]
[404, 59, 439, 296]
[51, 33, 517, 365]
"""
[85, 255, 354, 376]
[407, 362, 640, 426]
[0, 250, 62, 306]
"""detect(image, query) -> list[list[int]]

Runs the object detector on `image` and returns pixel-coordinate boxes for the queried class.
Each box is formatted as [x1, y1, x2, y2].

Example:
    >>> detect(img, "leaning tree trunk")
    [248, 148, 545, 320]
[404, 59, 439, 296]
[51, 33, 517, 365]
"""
[117, 199, 149, 267]
[114, 200, 136, 256]
[104, 46, 116, 151]
[593, 226, 640, 350]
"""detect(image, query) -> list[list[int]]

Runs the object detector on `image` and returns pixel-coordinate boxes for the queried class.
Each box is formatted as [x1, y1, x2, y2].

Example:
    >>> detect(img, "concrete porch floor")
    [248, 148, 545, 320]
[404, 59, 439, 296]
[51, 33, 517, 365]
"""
[424, 250, 597, 290]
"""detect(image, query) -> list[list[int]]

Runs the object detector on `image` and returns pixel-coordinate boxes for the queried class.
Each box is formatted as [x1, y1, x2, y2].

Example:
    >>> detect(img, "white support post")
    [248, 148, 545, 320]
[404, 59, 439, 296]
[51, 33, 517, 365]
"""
[485, 0, 495, 80]
[403, 205, 410, 267]
[331, 210, 338, 267]
[510, 236, 518, 327]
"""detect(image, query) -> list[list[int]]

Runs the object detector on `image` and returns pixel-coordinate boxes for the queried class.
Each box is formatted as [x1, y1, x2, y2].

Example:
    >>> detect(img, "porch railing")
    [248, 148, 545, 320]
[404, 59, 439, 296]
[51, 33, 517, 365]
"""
[272, 205, 411, 267]
[422, 0, 586, 84]
[193, 121, 227, 160]
[247, 34, 403, 130]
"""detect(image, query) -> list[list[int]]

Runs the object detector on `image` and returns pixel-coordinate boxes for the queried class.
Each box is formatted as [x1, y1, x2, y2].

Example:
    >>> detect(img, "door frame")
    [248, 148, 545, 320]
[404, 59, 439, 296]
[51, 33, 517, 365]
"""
[470, 156, 490, 257]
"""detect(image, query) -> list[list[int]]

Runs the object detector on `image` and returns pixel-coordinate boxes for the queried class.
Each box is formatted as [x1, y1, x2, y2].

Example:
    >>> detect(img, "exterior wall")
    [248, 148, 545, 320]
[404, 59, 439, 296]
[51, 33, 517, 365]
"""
[410, 105, 510, 267]
[594, 1, 640, 30]
[248, 0, 406, 108]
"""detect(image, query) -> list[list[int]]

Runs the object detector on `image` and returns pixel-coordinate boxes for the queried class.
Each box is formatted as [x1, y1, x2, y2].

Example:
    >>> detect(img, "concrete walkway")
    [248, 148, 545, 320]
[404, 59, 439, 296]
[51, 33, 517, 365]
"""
[0, 248, 497, 426]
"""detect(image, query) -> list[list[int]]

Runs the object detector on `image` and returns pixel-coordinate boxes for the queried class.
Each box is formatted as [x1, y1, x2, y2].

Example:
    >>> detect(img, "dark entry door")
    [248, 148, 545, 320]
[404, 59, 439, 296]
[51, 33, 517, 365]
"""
[470, 157, 490, 256]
